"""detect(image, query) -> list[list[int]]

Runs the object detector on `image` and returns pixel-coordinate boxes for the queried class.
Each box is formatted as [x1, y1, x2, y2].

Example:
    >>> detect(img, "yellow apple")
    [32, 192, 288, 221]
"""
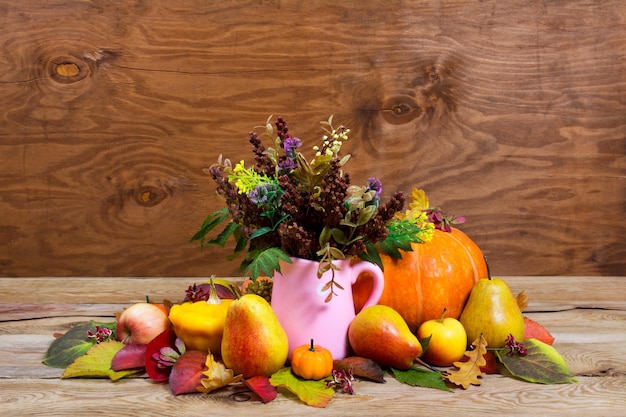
[417, 308, 467, 367]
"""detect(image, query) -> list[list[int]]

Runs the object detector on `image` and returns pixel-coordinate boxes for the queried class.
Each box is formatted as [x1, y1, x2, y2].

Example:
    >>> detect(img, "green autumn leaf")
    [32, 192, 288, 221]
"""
[496, 338, 578, 384]
[269, 367, 335, 408]
[392, 366, 453, 392]
[61, 341, 142, 381]
[43, 321, 117, 368]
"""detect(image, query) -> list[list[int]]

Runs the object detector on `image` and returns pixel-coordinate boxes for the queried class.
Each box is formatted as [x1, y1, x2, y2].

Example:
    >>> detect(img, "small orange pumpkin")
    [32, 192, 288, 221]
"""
[353, 227, 488, 334]
[290, 339, 334, 380]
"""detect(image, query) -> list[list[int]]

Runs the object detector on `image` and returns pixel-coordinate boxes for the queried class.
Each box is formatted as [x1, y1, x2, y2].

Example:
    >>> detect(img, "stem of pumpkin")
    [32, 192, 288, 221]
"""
[309, 338, 315, 352]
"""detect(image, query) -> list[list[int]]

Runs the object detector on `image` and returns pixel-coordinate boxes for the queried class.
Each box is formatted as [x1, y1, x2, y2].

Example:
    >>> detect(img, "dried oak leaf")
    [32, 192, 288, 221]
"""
[197, 352, 243, 393]
[516, 290, 529, 312]
[444, 334, 488, 389]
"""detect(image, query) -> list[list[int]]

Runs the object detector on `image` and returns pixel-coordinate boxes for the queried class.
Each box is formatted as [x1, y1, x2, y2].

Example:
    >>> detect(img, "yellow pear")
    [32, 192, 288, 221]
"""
[221, 294, 288, 378]
[348, 305, 423, 370]
[459, 277, 524, 348]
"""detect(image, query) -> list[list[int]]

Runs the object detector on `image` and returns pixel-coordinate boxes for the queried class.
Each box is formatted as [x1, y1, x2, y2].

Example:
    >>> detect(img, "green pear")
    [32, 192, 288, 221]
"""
[348, 305, 423, 370]
[459, 277, 524, 348]
[221, 294, 288, 377]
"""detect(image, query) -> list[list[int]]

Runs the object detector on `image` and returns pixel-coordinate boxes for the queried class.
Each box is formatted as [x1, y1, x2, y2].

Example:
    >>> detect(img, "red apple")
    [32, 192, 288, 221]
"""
[116, 302, 171, 344]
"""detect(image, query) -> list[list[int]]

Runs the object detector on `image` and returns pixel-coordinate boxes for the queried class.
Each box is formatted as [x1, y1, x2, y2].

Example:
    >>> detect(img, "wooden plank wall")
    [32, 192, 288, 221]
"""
[1, 0, 624, 278]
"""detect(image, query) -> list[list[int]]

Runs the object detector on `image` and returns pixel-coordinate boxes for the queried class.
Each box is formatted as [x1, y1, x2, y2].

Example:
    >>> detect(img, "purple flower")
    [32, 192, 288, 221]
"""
[367, 177, 383, 200]
[282, 137, 302, 158]
[249, 182, 282, 206]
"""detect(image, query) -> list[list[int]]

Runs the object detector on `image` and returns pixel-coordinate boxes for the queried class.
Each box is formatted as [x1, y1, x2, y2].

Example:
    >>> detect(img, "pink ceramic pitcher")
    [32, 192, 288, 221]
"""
[270, 257, 385, 360]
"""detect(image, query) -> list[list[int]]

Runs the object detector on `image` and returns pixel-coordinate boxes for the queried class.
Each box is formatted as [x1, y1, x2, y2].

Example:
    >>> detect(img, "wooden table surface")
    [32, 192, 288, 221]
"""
[1, 276, 625, 416]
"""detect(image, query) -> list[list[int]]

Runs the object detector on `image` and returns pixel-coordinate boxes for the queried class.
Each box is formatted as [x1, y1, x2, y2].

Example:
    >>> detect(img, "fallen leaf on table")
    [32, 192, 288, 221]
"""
[197, 352, 243, 393]
[61, 341, 142, 381]
[169, 350, 207, 395]
[111, 343, 147, 371]
[516, 290, 529, 311]
[523, 317, 555, 345]
[392, 366, 452, 392]
[333, 356, 385, 383]
[243, 375, 278, 403]
[270, 367, 334, 408]
[43, 321, 116, 368]
[496, 339, 577, 384]
[444, 334, 488, 389]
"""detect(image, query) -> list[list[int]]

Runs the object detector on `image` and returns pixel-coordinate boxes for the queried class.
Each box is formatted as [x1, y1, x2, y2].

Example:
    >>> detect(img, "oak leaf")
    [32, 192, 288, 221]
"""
[516, 290, 529, 311]
[197, 352, 243, 393]
[444, 335, 488, 389]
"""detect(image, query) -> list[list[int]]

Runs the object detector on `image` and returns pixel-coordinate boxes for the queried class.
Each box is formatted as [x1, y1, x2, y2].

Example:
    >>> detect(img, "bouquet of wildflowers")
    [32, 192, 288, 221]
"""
[192, 115, 434, 288]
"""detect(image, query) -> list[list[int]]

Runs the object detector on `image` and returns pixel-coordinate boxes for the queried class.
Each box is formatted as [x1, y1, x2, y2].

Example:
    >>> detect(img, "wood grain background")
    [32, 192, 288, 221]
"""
[1, 0, 624, 278]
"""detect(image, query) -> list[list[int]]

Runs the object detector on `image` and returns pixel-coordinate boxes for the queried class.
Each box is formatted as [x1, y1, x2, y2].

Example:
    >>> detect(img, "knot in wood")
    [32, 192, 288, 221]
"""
[48, 56, 89, 84]
[381, 96, 422, 125]
[135, 186, 167, 207]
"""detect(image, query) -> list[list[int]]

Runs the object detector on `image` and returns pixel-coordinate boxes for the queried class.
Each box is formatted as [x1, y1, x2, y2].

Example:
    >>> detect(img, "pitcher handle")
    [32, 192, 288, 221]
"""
[351, 262, 385, 309]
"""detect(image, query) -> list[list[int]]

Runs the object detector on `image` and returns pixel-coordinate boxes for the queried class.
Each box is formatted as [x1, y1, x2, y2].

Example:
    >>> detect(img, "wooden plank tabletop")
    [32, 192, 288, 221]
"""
[1, 276, 625, 416]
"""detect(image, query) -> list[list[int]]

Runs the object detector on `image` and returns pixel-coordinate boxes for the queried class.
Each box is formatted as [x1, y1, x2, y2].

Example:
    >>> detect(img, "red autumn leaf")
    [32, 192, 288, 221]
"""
[243, 375, 278, 403]
[145, 329, 179, 382]
[524, 316, 555, 345]
[169, 350, 207, 395]
[111, 343, 147, 371]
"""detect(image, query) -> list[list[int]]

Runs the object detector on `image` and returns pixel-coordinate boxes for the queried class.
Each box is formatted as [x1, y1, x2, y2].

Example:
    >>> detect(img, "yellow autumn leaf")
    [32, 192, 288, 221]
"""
[516, 290, 529, 312]
[61, 341, 141, 381]
[408, 188, 429, 211]
[444, 335, 488, 389]
[197, 352, 243, 393]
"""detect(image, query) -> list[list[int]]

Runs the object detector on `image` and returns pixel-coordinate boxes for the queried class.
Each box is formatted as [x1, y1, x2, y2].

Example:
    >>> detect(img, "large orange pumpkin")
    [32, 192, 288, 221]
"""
[353, 227, 488, 334]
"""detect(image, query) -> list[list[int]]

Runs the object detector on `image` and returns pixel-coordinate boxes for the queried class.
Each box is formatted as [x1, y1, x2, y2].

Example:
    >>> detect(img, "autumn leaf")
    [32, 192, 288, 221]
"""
[169, 350, 207, 395]
[516, 291, 529, 311]
[523, 317, 555, 345]
[270, 367, 335, 408]
[243, 375, 278, 403]
[408, 188, 429, 211]
[392, 367, 452, 392]
[145, 329, 181, 382]
[197, 352, 243, 393]
[43, 321, 116, 368]
[111, 343, 147, 371]
[496, 339, 577, 384]
[444, 334, 488, 389]
[61, 341, 141, 381]
[333, 357, 385, 383]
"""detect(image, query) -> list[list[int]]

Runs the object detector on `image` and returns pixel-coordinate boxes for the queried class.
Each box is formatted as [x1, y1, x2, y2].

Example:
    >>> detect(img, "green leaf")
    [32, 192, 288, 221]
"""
[207, 221, 239, 247]
[391, 367, 453, 392]
[359, 243, 384, 271]
[378, 239, 403, 259]
[246, 247, 292, 279]
[495, 339, 578, 384]
[270, 368, 335, 408]
[189, 208, 230, 246]
[61, 341, 142, 381]
[330, 228, 348, 245]
[43, 321, 116, 368]
[248, 226, 273, 241]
